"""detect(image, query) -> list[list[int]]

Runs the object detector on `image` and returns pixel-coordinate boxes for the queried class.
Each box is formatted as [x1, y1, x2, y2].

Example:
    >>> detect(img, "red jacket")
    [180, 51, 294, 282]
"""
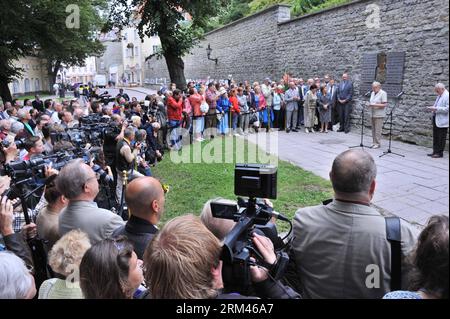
[167, 96, 183, 121]
[189, 93, 204, 117]
[229, 96, 240, 114]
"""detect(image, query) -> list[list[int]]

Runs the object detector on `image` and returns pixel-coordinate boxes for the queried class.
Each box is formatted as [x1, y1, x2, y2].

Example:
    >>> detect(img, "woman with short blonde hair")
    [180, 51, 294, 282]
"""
[39, 230, 91, 299]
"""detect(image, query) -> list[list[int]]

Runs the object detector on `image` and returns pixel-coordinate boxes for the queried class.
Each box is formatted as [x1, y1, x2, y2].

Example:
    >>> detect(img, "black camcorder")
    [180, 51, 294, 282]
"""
[211, 164, 291, 295]
[1, 138, 25, 149]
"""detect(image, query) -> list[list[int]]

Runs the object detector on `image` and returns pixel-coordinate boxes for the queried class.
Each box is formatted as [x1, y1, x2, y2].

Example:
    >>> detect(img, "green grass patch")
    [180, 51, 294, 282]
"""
[152, 136, 333, 232]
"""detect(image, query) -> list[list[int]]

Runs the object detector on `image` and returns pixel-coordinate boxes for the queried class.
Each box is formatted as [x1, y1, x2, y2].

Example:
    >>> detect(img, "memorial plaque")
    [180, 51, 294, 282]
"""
[360, 52, 405, 97]
[361, 53, 378, 83]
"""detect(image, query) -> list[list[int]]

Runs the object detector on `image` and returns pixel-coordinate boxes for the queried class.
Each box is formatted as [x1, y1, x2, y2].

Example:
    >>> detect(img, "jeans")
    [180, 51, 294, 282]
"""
[232, 113, 239, 130]
[168, 119, 181, 149]
[218, 113, 229, 135]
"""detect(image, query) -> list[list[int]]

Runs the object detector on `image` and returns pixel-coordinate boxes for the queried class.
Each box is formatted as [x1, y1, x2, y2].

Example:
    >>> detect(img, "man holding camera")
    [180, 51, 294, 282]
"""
[115, 127, 144, 202]
[142, 214, 300, 299]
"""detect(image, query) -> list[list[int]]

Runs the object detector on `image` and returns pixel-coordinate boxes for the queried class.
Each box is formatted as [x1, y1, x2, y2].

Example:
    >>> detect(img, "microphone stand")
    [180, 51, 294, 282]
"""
[380, 96, 405, 158]
[349, 93, 371, 149]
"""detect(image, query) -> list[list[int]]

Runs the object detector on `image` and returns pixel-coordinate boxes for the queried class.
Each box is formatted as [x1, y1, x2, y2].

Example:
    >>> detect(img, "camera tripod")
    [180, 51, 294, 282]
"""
[379, 97, 405, 158]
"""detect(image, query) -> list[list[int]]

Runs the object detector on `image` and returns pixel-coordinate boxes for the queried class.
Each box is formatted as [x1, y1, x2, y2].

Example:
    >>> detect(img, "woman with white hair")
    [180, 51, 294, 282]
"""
[427, 83, 449, 158]
[38, 230, 91, 299]
[0, 251, 37, 299]
[369, 81, 388, 149]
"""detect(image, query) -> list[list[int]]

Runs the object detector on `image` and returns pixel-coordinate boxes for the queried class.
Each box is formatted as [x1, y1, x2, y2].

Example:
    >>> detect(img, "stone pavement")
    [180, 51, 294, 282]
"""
[245, 129, 449, 227]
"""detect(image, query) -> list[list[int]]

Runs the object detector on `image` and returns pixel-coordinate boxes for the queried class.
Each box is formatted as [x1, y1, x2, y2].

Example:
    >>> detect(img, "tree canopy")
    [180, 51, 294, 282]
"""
[0, 0, 106, 102]
[106, 0, 227, 90]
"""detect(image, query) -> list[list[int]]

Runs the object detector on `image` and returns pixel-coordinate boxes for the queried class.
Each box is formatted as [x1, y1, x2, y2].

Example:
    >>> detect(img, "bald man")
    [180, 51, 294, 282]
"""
[286, 149, 418, 299]
[111, 177, 165, 259]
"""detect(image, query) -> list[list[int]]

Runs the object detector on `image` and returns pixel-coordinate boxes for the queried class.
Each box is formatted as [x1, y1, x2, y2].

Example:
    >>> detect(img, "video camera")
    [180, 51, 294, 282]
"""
[211, 164, 291, 295]
[1, 138, 25, 149]
[1, 152, 74, 182]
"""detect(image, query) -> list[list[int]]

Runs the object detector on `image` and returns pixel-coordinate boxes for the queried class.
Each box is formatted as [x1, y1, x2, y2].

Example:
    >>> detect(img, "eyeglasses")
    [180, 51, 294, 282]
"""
[162, 184, 169, 194]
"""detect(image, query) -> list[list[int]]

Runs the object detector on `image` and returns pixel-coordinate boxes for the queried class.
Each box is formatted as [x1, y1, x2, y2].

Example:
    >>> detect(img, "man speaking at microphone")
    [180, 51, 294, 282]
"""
[368, 82, 388, 149]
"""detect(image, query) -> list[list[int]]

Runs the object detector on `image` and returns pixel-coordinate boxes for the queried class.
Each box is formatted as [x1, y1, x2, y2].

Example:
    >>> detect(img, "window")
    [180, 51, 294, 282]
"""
[135, 46, 139, 57]
[35, 79, 40, 91]
[12, 80, 20, 94]
[24, 78, 31, 93]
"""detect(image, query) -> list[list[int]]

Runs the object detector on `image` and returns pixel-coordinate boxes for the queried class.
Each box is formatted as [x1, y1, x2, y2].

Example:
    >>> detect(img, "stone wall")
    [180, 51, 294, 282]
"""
[144, 0, 449, 146]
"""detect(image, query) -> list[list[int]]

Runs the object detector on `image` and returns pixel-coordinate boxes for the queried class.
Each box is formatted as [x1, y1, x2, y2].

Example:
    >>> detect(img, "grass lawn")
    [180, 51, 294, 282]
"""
[152, 136, 333, 232]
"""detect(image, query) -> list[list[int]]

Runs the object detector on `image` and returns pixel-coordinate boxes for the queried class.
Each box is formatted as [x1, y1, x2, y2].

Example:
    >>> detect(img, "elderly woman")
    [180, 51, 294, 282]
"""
[38, 230, 91, 299]
[0, 252, 37, 299]
[369, 81, 388, 149]
[317, 85, 332, 133]
[216, 87, 231, 136]
[304, 84, 318, 133]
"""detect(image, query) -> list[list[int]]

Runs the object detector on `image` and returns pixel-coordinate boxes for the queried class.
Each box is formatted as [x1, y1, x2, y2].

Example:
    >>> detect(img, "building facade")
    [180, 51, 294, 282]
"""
[64, 57, 97, 85]
[8, 56, 50, 96]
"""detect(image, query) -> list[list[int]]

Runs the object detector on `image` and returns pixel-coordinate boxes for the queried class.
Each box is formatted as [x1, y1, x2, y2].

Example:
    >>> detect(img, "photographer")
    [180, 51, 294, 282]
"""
[143, 214, 300, 299]
[115, 128, 144, 201]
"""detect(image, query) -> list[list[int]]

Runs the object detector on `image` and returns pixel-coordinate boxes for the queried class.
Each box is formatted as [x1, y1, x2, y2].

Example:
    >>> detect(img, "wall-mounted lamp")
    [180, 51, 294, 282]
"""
[206, 44, 218, 65]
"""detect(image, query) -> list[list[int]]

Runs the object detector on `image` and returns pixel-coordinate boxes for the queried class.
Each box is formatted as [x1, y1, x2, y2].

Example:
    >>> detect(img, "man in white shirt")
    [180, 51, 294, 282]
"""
[369, 82, 388, 149]
[427, 83, 449, 158]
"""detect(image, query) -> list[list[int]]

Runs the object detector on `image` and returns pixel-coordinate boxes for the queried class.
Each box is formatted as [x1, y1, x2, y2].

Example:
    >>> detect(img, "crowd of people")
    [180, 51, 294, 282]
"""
[0, 74, 448, 300]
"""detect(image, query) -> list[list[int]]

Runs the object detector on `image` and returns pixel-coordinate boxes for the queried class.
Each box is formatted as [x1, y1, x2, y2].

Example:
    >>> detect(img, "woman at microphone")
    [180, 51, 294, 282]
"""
[369, 82, 388, 149]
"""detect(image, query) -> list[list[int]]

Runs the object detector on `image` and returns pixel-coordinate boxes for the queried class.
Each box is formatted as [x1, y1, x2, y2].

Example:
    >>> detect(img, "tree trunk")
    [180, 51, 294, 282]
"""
[0, 78, 13, 103]
[47, 60, 61, 92]
[163, 52, 187, 91]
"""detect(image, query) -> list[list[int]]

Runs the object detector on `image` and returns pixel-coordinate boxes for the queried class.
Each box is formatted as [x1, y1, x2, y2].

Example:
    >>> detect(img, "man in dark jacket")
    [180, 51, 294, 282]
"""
[112, 176, 165, 259]
[337, 73, 354, 133]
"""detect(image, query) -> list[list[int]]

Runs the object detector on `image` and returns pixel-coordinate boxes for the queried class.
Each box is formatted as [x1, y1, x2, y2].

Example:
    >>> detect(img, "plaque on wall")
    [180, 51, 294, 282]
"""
[359, 52, 405, 97]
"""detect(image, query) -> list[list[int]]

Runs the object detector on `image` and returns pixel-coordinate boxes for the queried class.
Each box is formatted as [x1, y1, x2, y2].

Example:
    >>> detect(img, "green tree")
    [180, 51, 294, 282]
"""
[0, 0, 41, 102]
[34, 0, 106, 90]
[0, 0, 105, 103]
[106, 0, 227, 90]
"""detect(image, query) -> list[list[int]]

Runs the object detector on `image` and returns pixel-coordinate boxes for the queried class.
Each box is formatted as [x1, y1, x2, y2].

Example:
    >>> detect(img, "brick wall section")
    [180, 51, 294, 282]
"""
[144, 0, 449, 146]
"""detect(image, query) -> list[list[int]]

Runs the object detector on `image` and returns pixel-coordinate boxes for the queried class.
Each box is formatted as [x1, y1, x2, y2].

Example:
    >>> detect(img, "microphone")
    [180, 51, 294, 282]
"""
[396, 92, 404, 99]
[364, 91, 371, 97]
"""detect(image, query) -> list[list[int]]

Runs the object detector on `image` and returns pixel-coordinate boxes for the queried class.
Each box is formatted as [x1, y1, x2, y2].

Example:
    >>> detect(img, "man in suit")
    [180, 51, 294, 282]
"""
[57, 159, 125, 244]
[32, 95, 44, 113]
[284, 81, 300, 133]
[326, 77, 338, 131]
[112, 177, 165, 259]
[337, 73, 354, 133]
[286, 149, 418, 299]
[295, 78, 306, 129]
[427, 83, 449, 158]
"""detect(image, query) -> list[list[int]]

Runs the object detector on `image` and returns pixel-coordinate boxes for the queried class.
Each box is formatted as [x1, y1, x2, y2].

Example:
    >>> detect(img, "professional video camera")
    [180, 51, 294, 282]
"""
[210, 164, 292, 295]
[2, 152, 74, 182]
[98, 91, 116, 105]
[1, 138, 25, 149]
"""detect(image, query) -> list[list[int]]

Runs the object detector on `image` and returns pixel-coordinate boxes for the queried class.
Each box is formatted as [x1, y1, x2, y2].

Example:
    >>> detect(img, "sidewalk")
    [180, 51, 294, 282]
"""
[245, 129, 449, 227]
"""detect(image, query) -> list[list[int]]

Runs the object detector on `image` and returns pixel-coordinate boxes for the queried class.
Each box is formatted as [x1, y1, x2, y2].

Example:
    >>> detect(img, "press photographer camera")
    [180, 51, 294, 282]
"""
[210, 164, 293, 295]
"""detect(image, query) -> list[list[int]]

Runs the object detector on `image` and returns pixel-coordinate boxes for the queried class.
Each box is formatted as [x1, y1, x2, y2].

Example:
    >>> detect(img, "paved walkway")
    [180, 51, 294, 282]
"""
[245, 129, 449, 227]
